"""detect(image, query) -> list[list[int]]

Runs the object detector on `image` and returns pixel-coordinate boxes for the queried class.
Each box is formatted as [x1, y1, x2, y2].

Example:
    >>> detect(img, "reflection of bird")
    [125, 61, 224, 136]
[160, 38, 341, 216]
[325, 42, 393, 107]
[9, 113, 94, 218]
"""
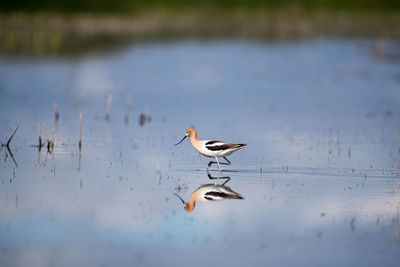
[174, 128, 246, 171]
[175, 183, 244, 212]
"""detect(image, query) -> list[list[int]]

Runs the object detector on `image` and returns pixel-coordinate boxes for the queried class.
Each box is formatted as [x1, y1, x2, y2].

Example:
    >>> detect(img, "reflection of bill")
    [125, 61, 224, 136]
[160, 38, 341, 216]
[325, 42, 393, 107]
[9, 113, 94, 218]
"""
[174, 171, 244, 212]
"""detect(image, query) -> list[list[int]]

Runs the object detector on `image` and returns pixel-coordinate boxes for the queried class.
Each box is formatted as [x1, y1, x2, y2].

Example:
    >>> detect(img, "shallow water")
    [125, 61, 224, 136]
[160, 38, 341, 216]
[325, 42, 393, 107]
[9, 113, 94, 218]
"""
[0, 39, 400, 267]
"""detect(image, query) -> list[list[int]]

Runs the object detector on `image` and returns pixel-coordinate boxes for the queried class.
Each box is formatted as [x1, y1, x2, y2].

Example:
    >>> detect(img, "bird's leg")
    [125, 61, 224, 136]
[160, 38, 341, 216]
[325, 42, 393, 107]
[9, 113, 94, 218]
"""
[207, 156, 231, 170]
[207, 160, 215, 170]
[223, 157, 231, 165]
[222, 179, 231, 186]
[206, 170, 231, 184]
[215, 157, 222, 172]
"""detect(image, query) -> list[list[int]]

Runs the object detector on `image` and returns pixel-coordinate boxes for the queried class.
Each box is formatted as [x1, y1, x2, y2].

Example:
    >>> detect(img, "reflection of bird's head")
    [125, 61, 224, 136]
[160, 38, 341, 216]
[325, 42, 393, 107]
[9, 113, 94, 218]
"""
[184, 203, 195, 212]
[174, 193, 195, 212]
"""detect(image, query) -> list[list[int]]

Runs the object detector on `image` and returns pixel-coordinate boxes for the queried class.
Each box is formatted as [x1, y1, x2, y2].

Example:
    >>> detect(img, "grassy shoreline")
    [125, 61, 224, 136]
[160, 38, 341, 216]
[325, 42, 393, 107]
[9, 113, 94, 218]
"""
[1, 8, 399, 55]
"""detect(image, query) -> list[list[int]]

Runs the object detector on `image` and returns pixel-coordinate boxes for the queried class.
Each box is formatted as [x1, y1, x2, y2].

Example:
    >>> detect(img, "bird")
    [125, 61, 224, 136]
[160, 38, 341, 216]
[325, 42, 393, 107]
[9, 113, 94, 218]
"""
[174, 183, 244, 212]
[174, 128, 246, 171]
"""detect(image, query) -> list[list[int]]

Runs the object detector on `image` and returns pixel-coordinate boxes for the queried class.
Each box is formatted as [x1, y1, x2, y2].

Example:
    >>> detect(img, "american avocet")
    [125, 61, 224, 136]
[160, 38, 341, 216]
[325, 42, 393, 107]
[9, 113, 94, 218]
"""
[174, 128, 246, 171]
[174, 181, 243, 212]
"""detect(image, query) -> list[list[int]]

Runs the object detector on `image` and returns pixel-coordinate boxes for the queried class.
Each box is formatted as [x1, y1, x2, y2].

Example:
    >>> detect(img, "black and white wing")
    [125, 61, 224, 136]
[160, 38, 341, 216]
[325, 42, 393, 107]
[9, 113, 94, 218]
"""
[202, 185, 244, 201]
[205, 140, 246, 151]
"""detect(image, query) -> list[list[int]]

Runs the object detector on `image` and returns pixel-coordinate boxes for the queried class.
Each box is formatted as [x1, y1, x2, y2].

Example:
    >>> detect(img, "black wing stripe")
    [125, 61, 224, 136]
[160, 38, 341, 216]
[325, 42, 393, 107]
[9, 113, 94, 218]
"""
[205, 192, 228, 198]
[205, 140, 221, 145]
[206, 143, 246, 151]
[205, 191, 243, 199]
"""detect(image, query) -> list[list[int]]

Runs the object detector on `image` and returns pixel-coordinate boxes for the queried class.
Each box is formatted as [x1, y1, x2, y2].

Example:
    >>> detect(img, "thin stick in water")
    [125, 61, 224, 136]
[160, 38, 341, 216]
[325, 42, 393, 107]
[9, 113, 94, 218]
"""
[105, 94, 112, 121]
[38, 123, 42, 149]
[139, 112, 146, 127]
[78, 114, 82, 175]
[79, 113, 82, 149]
[51, 125, 55, 153]
[398, 130, 400, 146]
[125, 113, 129, 124]
[78, 144, 82, 174]
[125, 95, 132, 124]
[6, 147, 18, 168]
[6, 126, 19, 148]
[44, 122, 48, 141]
[44, 122, 50, 152]
[54, 102, 59, 121]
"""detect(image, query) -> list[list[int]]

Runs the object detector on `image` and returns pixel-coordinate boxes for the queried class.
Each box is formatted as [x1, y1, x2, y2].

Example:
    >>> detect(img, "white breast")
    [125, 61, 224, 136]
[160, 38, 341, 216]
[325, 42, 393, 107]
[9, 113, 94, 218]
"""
[195, 140, 222, 157]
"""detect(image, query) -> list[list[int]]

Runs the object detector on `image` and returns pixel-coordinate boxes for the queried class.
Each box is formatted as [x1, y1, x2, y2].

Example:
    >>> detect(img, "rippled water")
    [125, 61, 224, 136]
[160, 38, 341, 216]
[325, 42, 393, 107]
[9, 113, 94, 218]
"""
[0, 39, 400, 266]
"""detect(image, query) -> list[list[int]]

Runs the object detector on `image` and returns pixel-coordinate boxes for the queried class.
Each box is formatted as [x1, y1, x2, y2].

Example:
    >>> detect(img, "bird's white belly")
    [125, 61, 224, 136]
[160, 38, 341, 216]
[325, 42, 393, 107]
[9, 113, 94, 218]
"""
[194, 142, 217, 157]
[199, 150, 222, 158]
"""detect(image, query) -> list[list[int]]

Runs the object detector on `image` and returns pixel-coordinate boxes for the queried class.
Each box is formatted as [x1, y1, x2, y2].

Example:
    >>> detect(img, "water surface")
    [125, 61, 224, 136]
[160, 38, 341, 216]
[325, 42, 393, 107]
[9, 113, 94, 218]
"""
[0, 39, 400, 266]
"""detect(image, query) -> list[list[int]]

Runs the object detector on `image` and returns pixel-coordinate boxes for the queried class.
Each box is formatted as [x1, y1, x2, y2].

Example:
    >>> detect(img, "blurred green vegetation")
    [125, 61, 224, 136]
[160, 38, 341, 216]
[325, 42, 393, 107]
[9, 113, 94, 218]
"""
[1, 0, 400, 13]
[1, 1, 399, 55]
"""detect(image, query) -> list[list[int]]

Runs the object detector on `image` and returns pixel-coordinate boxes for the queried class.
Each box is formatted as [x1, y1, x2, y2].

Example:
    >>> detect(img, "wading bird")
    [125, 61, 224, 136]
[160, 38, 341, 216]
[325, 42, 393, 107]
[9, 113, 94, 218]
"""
[174, 128, 246, 171]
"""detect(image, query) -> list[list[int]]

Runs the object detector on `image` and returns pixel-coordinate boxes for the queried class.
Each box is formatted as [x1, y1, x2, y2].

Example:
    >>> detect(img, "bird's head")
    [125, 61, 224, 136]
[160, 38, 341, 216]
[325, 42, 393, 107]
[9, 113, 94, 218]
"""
[174, 128, 197, 146]
[185, 128, 196, 138]
[174, 193, 195, 212]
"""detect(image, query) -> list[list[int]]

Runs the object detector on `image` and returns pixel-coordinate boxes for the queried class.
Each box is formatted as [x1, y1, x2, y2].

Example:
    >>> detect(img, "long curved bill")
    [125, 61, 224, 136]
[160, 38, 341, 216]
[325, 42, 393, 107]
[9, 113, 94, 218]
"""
[174, 136, 186, 146]
[173, 193, 185, 204]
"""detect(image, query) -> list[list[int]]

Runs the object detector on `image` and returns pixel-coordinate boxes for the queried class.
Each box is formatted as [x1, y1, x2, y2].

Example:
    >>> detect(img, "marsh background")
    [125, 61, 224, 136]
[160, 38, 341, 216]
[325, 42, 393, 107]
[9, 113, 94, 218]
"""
[0, 1, 400, 267]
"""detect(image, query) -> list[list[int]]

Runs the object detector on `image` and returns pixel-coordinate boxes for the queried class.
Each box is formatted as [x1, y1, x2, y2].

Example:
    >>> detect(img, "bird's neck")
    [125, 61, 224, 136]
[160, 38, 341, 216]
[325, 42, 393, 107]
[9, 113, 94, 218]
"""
[190, 134, 198, 146]
[185, 190, 201, 212]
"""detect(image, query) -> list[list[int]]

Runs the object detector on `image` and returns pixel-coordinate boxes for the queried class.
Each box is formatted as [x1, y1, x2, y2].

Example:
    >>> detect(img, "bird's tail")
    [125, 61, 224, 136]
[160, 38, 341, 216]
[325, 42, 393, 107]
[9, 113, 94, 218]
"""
[235, 144, 246, 148]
